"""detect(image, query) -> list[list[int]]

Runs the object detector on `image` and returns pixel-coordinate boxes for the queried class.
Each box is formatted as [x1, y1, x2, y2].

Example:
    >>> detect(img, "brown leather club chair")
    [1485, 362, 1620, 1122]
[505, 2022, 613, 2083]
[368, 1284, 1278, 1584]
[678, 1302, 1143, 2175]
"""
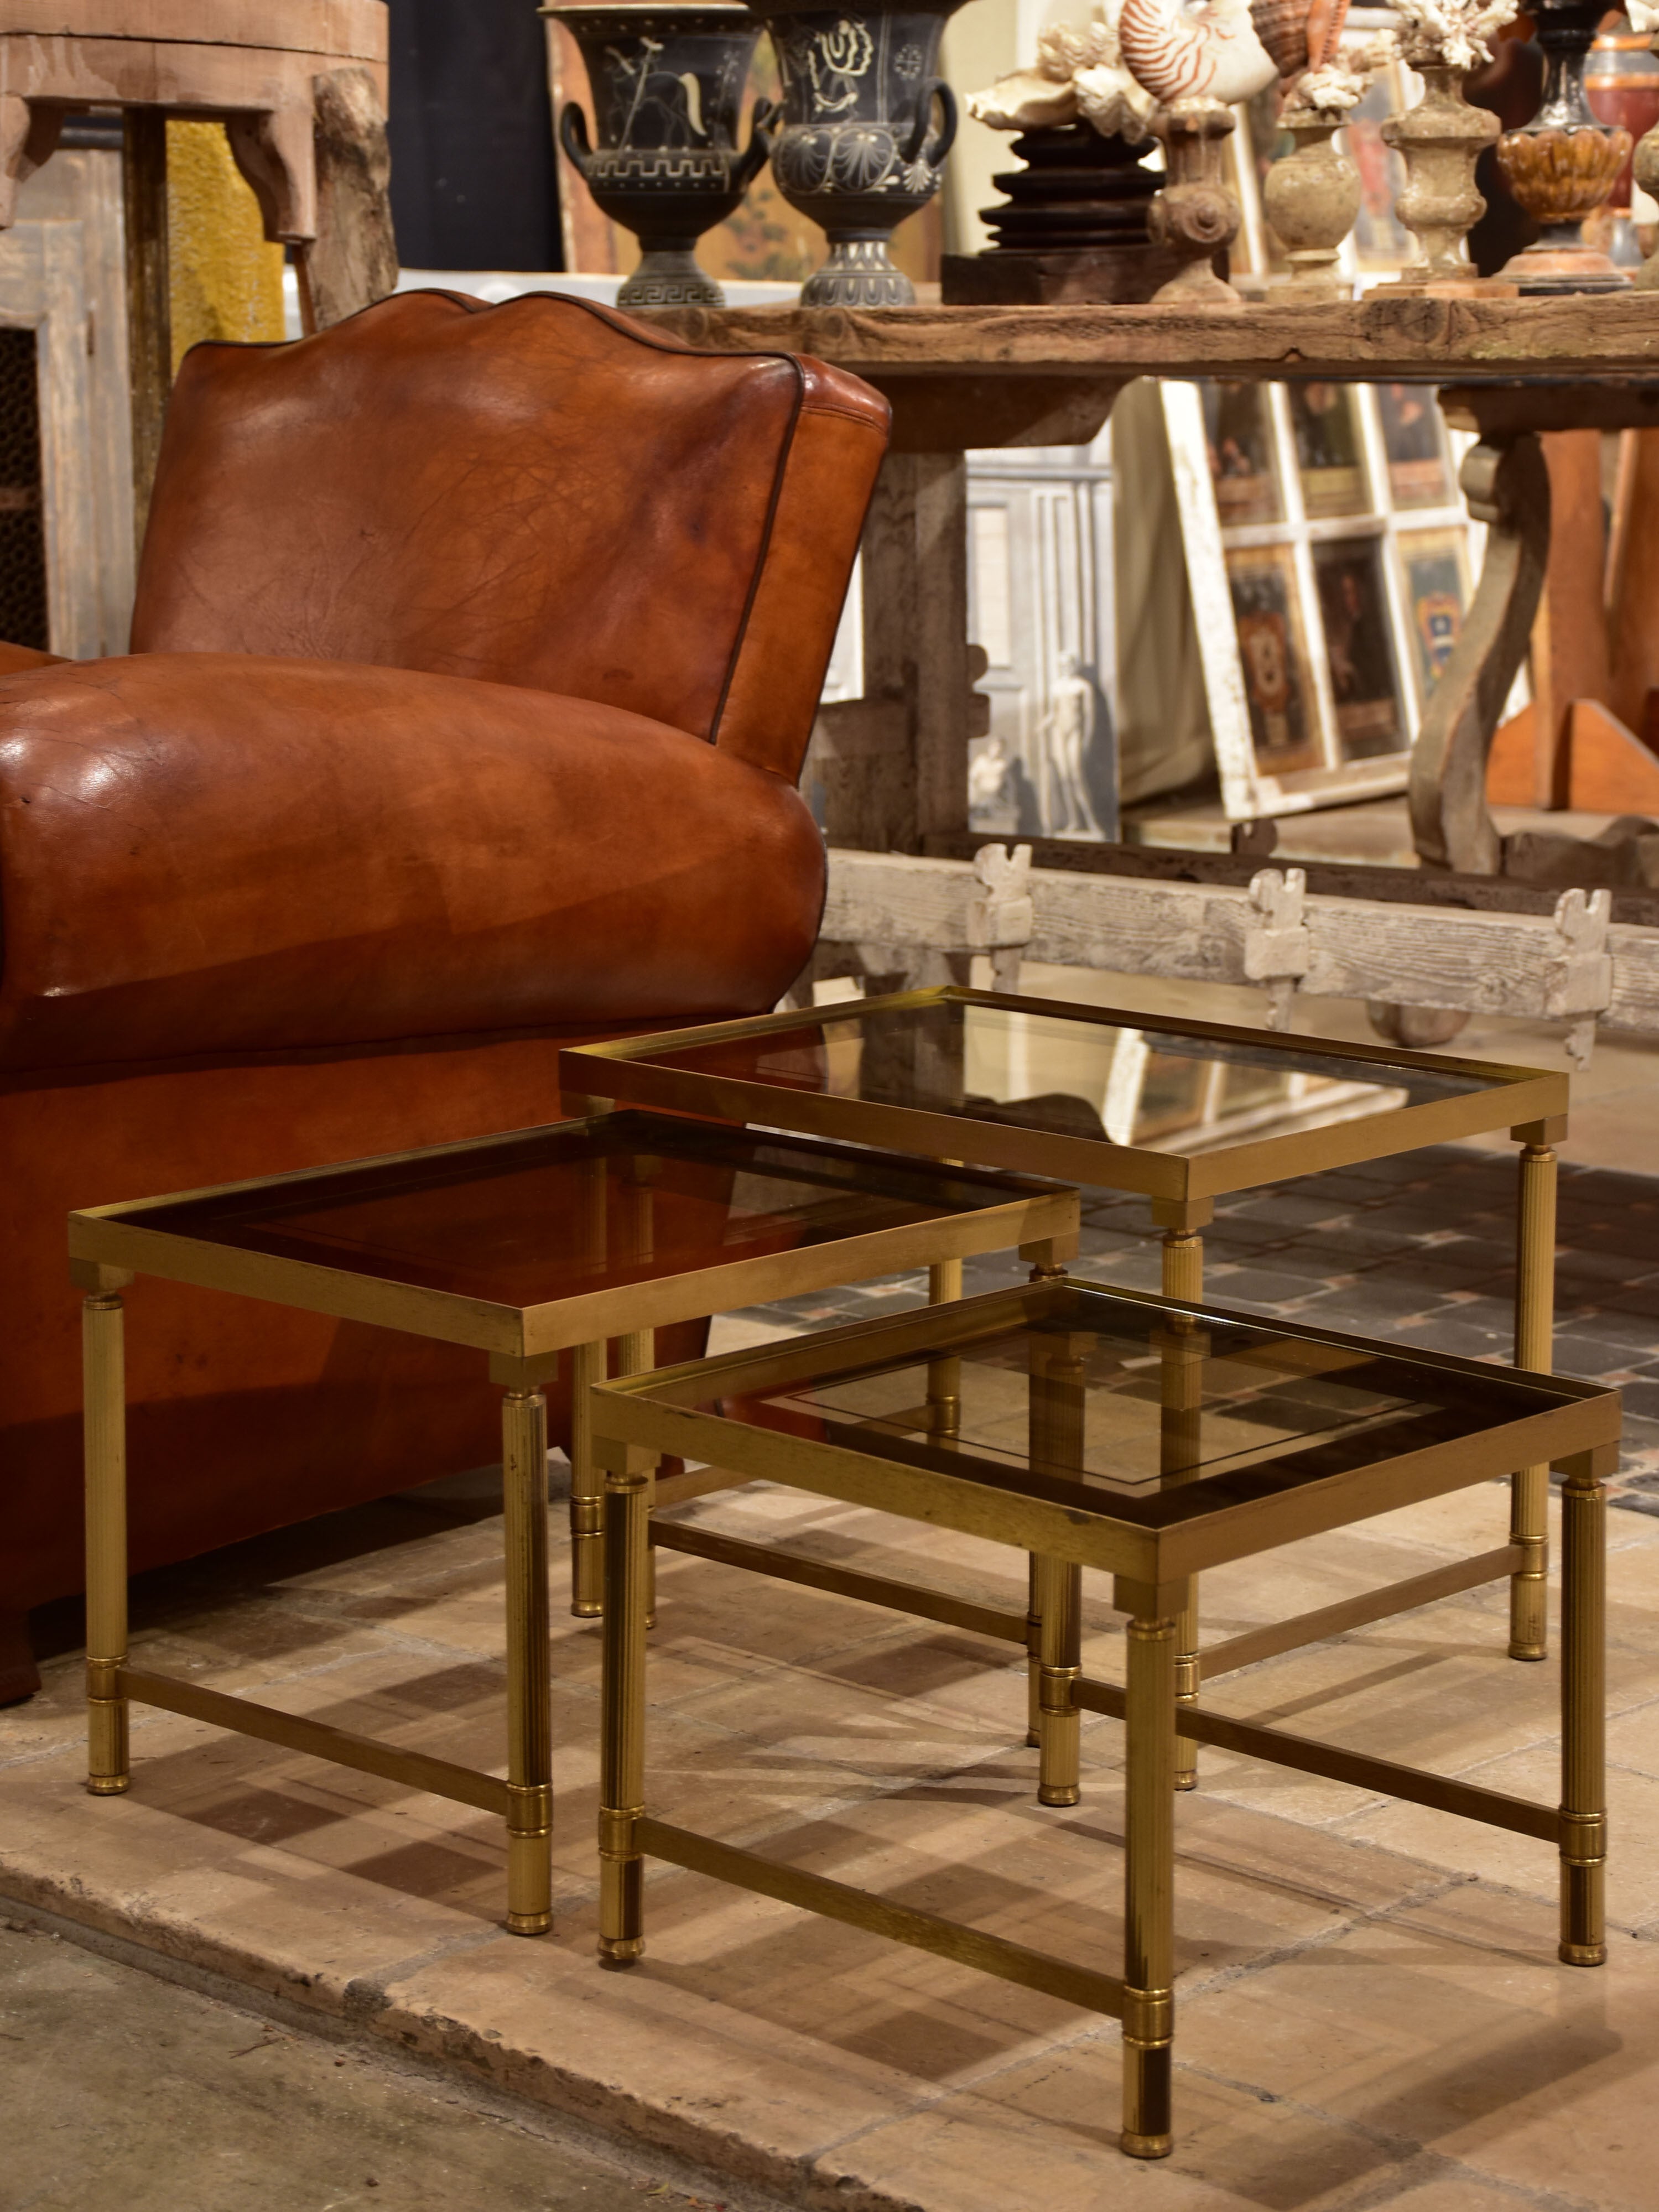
[0, 288, 890, 1700]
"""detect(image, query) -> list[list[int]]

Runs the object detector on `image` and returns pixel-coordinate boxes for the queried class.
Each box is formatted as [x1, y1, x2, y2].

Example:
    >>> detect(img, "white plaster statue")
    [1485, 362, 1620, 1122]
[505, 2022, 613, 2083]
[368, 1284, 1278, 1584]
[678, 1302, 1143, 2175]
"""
[1041, 652, 1107, 836]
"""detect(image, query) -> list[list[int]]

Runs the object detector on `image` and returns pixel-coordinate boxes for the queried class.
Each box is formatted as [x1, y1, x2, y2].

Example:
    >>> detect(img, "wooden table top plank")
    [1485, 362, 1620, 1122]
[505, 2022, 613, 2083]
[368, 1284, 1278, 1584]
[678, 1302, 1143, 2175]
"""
[646, 292, 1659, 386]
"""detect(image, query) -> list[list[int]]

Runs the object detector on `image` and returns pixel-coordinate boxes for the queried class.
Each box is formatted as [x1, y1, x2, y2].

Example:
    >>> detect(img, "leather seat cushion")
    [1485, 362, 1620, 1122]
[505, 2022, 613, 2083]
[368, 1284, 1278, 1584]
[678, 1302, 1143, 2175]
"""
[0, 652, 825, 1070]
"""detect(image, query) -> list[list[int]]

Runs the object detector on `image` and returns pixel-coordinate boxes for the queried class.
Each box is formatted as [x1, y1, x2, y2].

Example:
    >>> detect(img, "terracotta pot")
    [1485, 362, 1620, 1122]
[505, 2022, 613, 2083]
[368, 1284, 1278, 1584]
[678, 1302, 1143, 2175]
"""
[548, 3, 775, 306]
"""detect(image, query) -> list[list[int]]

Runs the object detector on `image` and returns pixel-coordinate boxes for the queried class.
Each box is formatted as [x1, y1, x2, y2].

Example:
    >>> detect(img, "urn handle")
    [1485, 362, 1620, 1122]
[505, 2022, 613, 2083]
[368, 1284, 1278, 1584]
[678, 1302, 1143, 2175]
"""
[735, 94, 781, 193]
[558, 101, 594, 179]
[903, 77, 958, 169]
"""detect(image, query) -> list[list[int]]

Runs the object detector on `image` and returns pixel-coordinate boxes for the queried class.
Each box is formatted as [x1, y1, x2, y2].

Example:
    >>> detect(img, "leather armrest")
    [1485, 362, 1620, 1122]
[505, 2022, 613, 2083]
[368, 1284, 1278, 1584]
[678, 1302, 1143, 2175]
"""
[0, 652, 826, 1070]
[0, 642, 67, 675]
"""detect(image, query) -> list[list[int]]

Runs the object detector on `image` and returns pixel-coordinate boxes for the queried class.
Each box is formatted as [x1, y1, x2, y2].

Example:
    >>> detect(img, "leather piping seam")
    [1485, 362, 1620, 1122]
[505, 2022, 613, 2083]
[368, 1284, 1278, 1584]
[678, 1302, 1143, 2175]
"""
[797, 398, 888, 430]
[709, 360, 806, 748]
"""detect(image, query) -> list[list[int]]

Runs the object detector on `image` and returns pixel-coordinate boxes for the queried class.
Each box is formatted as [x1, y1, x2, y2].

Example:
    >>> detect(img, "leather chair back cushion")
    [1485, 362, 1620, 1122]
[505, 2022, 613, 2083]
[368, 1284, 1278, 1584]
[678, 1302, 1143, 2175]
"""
[131, 292, 890, 779]
[0, 653, 826, 1069]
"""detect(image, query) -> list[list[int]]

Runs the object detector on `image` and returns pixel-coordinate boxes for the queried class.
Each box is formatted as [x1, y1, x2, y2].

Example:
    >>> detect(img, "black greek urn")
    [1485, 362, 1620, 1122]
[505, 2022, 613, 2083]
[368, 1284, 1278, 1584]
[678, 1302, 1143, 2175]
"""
[747, 0, 967, 304]
[546, 4, 776, 306]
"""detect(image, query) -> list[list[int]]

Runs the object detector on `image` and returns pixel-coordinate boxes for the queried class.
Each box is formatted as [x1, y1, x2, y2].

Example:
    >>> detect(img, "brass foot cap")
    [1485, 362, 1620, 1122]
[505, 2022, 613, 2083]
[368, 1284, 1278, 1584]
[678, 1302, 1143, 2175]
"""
[1559, 1940, 1608, 1968]
[1038, 1784, 1081, 1808]
[570, 1600, 602, 1620]
[1120, 2131, 1173, 2160]
[598, 1942, 644, 1971]
[1509, 1642, 1547, 1663]
[85, 1776, 131, 1797]
[1174, 1774, 1199, 1792]
[506, 1911, 553, 1937]
[1024, 1729, 1041, 1748]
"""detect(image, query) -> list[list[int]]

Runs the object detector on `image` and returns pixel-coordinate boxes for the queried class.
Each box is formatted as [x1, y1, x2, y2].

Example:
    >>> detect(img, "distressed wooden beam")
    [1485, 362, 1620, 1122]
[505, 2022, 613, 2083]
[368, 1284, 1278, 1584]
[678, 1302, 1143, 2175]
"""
[820, 846, 1659, 1038]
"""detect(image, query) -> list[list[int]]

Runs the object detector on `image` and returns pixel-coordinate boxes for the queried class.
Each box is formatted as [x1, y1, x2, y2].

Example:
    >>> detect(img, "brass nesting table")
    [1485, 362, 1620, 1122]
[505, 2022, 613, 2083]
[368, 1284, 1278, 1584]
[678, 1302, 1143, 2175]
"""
[589, 1276, 1621, 2161]
[564, 985, 1570, 1784]
[69, 1109, 1076, 1935]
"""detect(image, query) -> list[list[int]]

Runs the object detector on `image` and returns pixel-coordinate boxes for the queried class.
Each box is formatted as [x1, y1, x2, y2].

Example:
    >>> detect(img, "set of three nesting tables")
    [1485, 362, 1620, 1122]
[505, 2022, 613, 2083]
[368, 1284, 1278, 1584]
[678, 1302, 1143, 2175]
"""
[70, 986, 1621, 2162]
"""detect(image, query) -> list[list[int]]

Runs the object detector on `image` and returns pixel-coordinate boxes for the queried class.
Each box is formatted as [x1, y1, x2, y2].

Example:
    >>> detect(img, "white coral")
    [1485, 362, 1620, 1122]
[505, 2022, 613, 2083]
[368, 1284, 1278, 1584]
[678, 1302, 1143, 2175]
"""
[1391, 0, 1518, 73]
[1291, 59, 1367, 111]
[1289, 29, 1395, 111]
[966, 1, 1157, 140]
[1629, 0, 1659, 36]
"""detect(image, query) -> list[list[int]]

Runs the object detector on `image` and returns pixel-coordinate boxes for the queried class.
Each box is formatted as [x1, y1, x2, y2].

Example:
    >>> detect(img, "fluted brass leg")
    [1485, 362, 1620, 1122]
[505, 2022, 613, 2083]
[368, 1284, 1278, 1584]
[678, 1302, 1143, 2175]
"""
[1024, 1256, 1068, 1748]
[1025, 1555, 1042, 1749]
[1511, 1140, 1557, 1661]
[1031, 1331, 1086, 1803]
[503, 1382, 553, 1935]
[927, 1258, 963, 1443]
[599, 1443, 653, 1968]
[1121, 1592, 1177, 2159]
[83, 1291, 130, 1797]
[1036, 1555, 1082, 1807]
[569, 1339, 606, 1618]
[1160, 1225, 1204, 1791]
[1559, 1452, 1608, 1966]
[617, 1329, 657, 1627]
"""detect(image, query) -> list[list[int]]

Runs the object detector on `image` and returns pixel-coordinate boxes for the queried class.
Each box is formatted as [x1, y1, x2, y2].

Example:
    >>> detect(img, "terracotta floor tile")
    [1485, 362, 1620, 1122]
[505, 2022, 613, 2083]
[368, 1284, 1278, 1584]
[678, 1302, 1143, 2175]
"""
[1175, 1886, 1659, 2211]
[1340, 1741, 1659, 1932]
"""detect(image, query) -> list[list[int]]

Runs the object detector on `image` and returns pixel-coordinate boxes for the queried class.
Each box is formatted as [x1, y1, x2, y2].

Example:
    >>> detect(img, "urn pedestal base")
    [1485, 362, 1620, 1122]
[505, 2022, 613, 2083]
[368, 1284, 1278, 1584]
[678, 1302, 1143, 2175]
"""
[944, 122, 1184, 304]
[941, 242, 1195, 304]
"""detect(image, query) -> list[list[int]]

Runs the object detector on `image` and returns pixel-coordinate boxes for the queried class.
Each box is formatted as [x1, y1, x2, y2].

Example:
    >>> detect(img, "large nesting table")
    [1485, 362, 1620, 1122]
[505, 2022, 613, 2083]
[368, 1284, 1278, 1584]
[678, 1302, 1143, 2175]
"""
[647, 293, 1659, 878]
[564, 983, 1569, 1787]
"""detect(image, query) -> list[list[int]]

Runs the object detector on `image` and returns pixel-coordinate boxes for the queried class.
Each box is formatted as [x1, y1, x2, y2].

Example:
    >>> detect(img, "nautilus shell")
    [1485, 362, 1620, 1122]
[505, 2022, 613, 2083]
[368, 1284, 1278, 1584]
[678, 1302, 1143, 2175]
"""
[1249, 0, 1351, 80]
[1119, 0, 1280, 107]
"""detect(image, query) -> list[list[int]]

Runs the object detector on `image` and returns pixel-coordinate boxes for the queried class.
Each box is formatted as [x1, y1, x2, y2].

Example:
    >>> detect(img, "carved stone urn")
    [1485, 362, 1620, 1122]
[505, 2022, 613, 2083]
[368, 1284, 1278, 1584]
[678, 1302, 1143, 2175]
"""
[1263, 107, 1362, 299]
[1379, 60, 1505, 290]
[748, 0, 966, 305]
[1495, 0, 1631, 290]
[548, 3, 776, 307]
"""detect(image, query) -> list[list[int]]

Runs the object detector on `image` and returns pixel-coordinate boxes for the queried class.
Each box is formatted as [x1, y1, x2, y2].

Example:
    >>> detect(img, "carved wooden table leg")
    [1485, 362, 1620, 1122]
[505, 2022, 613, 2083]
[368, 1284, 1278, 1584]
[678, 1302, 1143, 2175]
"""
[1408, 431, 1552, 875]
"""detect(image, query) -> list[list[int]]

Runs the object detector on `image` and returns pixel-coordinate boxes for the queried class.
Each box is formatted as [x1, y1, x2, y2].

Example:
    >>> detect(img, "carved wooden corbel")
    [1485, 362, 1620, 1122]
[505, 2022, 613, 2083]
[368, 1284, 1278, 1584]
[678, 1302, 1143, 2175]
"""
[0, 97, 63, 230]
[1408, 430, 1551, 875]
[1242, 866, 1311, 1029]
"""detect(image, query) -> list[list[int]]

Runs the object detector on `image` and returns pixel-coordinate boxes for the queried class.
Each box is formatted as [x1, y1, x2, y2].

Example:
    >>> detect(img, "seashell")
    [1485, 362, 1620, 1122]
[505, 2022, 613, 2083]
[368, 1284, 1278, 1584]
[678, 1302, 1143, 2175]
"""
[1304, 0, 1351, 70]
[1073, 61, 1159, 139]
[966, 67, 1081, 131]
[1251, 0, 1313, 79]
[1120, 0, 1280, 107]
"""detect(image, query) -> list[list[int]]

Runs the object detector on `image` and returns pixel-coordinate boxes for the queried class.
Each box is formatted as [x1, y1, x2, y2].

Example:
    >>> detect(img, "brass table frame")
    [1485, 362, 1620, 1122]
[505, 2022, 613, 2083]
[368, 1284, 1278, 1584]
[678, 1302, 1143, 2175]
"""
[565, 983, 1570, 1787]
[69, 1113, 1078, 1939]
[589, 1278, 1620, 2162]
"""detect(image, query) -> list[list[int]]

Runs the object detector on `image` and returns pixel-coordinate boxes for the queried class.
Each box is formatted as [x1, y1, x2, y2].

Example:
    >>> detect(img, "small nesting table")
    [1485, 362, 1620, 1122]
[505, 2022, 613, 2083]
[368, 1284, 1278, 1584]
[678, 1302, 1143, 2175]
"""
[589, 1276, 1621, 2161]
[69, 1108, 1076, 1936]
[564, 985, 1570, 1784]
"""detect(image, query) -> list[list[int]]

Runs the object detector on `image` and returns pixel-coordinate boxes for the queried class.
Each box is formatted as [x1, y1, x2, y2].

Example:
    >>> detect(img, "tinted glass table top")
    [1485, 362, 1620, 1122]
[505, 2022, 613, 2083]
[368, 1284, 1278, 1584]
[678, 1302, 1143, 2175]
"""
[76, 1111, 1073, 1319]
[633, 1280, 1616, 1544]
[564, 989, 1564, 1197]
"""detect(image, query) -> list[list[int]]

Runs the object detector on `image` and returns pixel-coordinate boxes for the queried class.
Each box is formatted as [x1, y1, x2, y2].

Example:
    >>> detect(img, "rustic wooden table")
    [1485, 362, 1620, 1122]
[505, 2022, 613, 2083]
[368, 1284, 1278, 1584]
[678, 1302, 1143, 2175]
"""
[651, 295, 1659, 882]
